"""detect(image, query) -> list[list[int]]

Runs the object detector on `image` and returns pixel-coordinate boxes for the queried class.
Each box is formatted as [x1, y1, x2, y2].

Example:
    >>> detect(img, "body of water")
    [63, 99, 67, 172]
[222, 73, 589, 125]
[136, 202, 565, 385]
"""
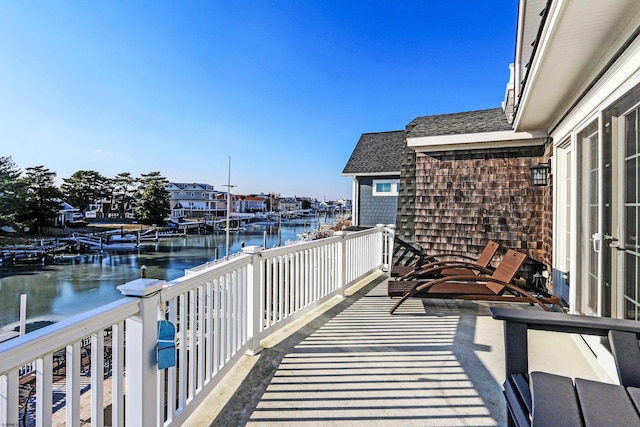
[0, 217, 326, 333]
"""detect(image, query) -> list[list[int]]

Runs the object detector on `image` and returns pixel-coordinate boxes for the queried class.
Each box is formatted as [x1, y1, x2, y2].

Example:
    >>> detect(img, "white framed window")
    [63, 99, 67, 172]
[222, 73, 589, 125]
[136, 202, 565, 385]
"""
[372, 179, 400, 196]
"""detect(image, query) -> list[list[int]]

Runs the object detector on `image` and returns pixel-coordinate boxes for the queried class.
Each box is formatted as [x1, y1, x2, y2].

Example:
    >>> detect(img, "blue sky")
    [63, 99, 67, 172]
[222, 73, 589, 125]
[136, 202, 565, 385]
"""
[0, 1, 516, 200]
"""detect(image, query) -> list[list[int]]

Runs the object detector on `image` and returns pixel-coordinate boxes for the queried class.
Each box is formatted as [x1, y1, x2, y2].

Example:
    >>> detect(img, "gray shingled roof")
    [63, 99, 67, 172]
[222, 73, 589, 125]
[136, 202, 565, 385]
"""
[342, 130, 405, 175]
[406, 107, 511, 139]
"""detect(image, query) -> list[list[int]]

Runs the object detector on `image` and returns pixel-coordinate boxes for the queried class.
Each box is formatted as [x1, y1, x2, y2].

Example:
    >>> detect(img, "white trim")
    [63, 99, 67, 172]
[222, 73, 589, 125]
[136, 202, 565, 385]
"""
[407, 129, 547, 152]
[351, 177, 359, 226]
[569, 128, 579, 313]
[521, 6, 640, 135]
[514, 0, 565, 131]
[514, 0, 527, 103]
[341, 172, 400, 177]
[372, 179, 400, 196]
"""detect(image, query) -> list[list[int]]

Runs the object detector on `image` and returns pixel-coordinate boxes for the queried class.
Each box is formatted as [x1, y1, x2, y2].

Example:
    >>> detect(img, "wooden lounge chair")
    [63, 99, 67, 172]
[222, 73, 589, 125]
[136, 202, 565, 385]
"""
[389, 249, 559, 314]
[392, 240, 500, 278]
[396, 240, 501, 280]
[491, 308, 640, 426]
[391, 237, 427, 276]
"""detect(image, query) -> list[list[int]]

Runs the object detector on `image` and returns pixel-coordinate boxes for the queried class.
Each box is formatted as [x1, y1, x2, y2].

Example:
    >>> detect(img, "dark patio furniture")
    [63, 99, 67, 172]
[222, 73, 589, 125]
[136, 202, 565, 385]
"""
[391, 238, 500, 278]
[389, 249, 559, 314]
[491, 308, 640, 426]
[391, 237, 426, 276]
[394, 240, 501, 280]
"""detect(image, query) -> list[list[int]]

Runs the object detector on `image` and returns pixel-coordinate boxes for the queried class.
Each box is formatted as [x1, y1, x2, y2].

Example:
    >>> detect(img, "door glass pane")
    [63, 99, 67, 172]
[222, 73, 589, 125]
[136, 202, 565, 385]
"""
[625, 252, 638, 319]
[626, 112, 637, 158]
[565, 154, 572, 304]
[624, 108, 640, 319]
[578, 121, 599, 315]
[626, 159, 636, 208]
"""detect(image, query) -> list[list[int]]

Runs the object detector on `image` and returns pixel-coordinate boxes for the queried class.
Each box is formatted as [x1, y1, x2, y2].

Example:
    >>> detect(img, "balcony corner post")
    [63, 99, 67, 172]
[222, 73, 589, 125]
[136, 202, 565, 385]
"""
[384, 224, 396, 272]
[117, 278, 165, 427]
[375, 224, 387, 271]
[243, 246, 264, 355]
[334, 231, 347, 297]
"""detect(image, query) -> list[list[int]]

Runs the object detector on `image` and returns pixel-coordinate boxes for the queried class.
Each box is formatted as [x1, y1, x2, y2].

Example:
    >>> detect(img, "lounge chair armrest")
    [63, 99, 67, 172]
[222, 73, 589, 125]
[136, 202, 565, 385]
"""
[491, 307, 640, 380]
[490, 308, 640, 337]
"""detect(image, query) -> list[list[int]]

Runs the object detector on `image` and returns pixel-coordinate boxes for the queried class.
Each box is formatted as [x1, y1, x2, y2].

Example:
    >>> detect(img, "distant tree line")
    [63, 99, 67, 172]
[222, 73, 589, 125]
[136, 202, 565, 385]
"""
[0, 156, 171, 233]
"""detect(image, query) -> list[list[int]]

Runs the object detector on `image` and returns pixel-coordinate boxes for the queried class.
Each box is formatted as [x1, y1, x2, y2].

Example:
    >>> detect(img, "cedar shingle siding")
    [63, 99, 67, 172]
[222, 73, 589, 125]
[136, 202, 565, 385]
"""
[413, 145, 549, 267]
[395, 143, 416, 242]
[394, 108, 552, 273]
[344, 107, 552, 275]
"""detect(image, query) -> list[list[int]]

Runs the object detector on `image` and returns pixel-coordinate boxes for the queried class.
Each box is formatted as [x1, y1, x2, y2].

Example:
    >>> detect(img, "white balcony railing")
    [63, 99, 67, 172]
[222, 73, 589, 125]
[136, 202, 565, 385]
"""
[0, 225, 394, 426]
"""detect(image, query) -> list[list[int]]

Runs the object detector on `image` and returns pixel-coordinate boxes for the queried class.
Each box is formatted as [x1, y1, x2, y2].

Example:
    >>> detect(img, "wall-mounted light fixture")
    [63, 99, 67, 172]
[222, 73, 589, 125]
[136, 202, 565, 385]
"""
[530, 162, 550, 186]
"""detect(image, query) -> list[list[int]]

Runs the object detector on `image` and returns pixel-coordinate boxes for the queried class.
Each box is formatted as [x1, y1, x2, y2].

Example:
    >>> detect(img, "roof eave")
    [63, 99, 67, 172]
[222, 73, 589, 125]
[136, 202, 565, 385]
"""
[407, 129, 548, 153]
[513, 0, 640, 132]
[341, 171, 400, 178]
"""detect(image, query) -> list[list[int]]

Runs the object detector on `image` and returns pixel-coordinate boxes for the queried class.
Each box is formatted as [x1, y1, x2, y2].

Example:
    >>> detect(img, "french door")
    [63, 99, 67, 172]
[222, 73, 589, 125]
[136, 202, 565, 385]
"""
[576, 105, 640, 319]
[578, 121, 603, 316]
[620, 105, 640, 320]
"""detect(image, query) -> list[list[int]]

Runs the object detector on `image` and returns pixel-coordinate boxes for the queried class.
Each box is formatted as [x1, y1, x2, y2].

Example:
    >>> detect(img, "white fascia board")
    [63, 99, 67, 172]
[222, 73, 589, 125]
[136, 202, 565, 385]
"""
[340, 171, 400, 177]
[407, 129, 548, 152]
[512, 0, 565, 131]
[514, 0, 529, 101]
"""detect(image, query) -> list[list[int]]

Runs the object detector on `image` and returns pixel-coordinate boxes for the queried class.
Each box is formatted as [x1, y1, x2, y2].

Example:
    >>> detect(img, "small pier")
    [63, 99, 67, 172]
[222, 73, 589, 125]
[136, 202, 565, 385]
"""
[0, 240, 70, 265]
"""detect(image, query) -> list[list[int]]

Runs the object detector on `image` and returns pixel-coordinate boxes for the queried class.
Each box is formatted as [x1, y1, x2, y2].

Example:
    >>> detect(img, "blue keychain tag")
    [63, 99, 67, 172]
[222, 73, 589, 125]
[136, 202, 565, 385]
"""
[157, 320, 176, 369]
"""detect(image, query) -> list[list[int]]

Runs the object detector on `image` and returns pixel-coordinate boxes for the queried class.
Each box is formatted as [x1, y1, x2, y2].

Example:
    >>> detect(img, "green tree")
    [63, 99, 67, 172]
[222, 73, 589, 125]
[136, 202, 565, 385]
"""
[135, 172, 170, 225]
[0, 156, 23, 229]
[110, 172, 138, 219]
[17, 166, 63, 234]
[301, 199, 312, 210]
[61, 170, 109, 212]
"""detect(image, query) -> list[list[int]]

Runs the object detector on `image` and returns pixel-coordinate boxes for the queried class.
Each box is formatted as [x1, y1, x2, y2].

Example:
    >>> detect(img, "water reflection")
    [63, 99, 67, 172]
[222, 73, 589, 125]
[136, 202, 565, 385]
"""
[0, 219, 322, 332]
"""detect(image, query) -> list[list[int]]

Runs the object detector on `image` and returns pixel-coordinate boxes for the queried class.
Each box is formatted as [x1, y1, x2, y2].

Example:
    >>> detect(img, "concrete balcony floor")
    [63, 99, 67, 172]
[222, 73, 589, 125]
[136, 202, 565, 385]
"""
[186, 273, 609, 426]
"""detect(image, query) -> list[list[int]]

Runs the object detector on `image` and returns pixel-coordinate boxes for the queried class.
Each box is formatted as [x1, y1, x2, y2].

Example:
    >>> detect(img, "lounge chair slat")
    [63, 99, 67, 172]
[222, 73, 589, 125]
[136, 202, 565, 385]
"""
[504, 377, 531, 427]
[575, 378, 640, 426]
[608, 329, 640, 388]
[530, 372, 582, 427]
[626, 387, 640, 413]
[511, 374, 532, 414]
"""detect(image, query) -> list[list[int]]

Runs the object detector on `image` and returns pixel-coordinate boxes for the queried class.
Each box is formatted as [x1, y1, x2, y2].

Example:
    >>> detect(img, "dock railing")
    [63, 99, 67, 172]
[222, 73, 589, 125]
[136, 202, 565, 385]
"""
[0, 225, 394, 426]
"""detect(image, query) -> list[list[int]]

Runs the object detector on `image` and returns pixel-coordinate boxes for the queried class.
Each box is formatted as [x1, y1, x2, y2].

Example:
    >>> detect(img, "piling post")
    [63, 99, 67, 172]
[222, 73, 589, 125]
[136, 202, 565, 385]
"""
[19, 294, 27, 336]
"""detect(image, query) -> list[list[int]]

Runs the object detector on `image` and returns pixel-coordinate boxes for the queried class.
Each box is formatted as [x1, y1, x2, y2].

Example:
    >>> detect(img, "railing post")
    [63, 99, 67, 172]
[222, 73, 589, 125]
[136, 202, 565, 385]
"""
[117, 278, 165, 427]
[243, 246, 264, 355]
[375, 224, 385, 272]
[334, 231, 347, 297]
[384, 224, 396, 272]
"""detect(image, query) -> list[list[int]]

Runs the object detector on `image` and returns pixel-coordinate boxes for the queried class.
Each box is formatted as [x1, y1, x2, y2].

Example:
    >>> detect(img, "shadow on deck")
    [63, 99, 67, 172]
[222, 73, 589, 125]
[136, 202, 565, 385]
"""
[187, 274, 605, 426]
